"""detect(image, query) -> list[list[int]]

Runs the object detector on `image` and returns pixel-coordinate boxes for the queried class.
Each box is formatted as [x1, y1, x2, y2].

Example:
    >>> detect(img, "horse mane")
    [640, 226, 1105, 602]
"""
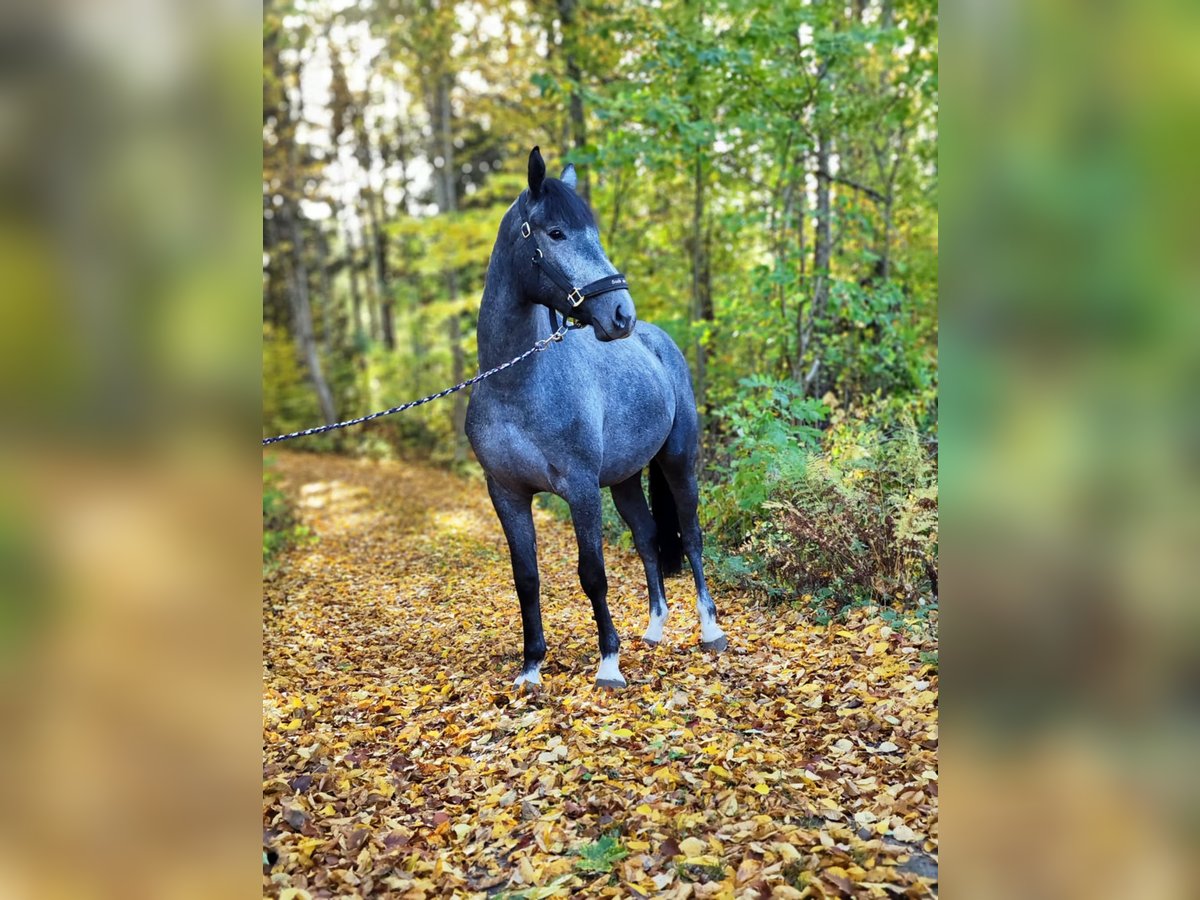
[535, 178, 595, 229]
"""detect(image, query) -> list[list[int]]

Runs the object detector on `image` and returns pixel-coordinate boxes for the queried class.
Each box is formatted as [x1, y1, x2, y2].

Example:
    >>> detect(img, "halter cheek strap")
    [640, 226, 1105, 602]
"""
[517, 195, 630, 334]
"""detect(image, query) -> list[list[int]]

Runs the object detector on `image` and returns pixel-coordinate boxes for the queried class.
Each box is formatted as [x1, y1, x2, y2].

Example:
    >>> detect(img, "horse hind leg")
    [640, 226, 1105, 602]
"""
[564, 479, 626, 688]
[610, 474, 669, 646]
[655, 451, 728, 652]
[487, 479, 546, 688]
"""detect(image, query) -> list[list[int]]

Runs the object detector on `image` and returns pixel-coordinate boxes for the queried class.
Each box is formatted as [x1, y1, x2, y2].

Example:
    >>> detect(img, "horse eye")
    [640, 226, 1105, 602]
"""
[548, 229, 566, 241]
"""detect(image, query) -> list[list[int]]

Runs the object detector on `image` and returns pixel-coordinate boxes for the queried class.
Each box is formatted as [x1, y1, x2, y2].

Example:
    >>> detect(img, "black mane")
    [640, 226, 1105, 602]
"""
[536, 178, 595, 229]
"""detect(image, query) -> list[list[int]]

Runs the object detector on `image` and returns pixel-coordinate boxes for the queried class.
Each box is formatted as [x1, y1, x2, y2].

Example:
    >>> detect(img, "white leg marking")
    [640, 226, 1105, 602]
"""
[642, 609, 667, 644]
[513, 663, 542, 687]
[595, 653, 626, 686]
[697, 597, 726, 643]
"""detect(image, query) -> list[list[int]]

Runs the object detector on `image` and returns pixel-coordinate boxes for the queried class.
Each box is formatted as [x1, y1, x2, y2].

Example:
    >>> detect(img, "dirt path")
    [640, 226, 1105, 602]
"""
[263, 451, 937, 898]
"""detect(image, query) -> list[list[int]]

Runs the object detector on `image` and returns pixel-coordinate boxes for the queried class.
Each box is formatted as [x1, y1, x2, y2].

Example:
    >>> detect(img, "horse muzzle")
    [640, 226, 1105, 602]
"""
[591, 291, 637, 342]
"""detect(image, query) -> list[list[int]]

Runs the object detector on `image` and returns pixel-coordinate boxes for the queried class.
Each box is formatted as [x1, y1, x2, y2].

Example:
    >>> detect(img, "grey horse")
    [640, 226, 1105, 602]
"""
[466, 147, 727, 689]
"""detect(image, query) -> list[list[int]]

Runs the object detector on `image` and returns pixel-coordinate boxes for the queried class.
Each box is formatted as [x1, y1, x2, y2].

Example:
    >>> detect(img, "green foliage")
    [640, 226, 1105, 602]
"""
[758, 415, 937, 607]
[816, 281, 938, 402]
[263, 460, 313, 573]
[495, 874, 575, 900]
[263, 323, 320, 440]
[704, 386, 937, 611]
[702, 377, 827, 547]
[573, 831, 628, 875]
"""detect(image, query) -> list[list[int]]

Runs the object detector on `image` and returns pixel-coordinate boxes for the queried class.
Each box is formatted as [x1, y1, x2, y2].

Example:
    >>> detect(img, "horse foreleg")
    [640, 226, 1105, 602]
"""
[566, 483, 625, 688]
[611, 474, 669, 646]
[488, 479, 545, 688]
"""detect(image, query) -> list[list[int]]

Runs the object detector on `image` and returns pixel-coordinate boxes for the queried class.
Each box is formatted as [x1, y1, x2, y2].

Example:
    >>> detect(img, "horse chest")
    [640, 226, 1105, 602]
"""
[468, 369, 672, 491]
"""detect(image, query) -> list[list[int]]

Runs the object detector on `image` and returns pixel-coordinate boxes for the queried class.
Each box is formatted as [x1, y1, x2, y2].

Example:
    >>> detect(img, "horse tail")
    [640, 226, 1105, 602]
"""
[649, 460, 684, 577]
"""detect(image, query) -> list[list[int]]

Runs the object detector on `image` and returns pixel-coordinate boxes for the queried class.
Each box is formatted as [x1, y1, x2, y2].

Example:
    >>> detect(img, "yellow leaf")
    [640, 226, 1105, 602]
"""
[679, 836, 707, 858]
[610, 728, 634, 739]
[753, 783, 770, 795]
[294, 837, 324, 861]
[518, 856, 537, 884]
[772, 842, 801, 862]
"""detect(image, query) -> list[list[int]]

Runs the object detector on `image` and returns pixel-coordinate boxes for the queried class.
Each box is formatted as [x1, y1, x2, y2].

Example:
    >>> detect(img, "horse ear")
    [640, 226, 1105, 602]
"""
[560, 163, 577, 191]
[528, 146, 546, 198]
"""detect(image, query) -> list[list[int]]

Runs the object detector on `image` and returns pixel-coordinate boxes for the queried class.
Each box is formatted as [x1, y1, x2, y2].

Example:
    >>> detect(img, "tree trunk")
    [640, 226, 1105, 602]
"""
[374, 191, 396, 350]
[433, 71, 467, 462]
[690, 151, 713, 458]
[355, 196, 379, 343]
[880, 191, 893, 282]
[281, 203, 338, 425]
[794, 149, 808, 374]
[556, 0, 590, 203]
[800, 129, 832, 394]
[345, 224, 365, 342]
[607, 169, 623, 240]
[314, 225, 335, 356]
[362, 190, 395, 350]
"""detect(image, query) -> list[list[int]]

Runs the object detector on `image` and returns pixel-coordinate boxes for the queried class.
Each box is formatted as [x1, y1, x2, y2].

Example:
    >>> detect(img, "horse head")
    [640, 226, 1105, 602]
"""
[517, 147, 636, 342]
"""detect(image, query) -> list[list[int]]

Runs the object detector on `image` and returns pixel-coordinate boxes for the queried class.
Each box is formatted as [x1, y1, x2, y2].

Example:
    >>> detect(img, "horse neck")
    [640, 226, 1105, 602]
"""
[476, 224, 554, 372]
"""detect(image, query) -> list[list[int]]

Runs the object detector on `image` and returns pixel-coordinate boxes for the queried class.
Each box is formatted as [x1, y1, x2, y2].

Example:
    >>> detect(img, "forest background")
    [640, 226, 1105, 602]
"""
[263, 0, 938, 614]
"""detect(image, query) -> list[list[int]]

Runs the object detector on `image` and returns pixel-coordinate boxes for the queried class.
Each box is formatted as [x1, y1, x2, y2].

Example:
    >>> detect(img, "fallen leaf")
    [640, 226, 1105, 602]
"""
[261, 452, 939, 900]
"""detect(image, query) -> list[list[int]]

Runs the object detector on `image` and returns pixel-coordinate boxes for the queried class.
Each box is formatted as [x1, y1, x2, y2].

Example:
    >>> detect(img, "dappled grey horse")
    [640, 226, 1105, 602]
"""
[466, 148, 727, 689]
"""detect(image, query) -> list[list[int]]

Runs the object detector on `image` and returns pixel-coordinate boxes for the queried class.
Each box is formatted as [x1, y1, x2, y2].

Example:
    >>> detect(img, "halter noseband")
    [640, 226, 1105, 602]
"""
[517, 195, 630, 334]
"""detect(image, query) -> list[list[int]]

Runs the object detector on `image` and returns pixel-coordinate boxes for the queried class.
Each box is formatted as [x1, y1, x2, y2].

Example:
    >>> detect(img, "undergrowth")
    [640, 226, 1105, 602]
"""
[263, 458, 314, 574]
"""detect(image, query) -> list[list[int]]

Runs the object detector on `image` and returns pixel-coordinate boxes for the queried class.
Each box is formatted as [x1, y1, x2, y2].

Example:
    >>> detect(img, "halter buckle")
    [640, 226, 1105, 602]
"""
[568, 287, 585, 307]
[520, 222, 531, 239]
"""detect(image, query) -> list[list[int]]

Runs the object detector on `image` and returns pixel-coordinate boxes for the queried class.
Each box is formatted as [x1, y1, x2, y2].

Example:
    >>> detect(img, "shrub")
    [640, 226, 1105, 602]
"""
[754, 415, 937, 605]
[701, 380, 937, 611]
[263, 460, 313, 573]
[702, 376, 827, 547]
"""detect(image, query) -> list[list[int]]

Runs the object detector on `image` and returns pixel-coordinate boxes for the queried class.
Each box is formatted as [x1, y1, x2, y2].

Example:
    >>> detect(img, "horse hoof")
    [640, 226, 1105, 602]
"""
[513, 667, 543, 693]
[595, 678, 627, 690]
[701, 635, 728, 653]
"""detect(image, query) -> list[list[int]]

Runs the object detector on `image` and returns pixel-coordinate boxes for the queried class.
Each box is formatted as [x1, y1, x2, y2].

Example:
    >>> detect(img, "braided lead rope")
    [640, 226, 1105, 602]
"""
[262, 320, 570, 446]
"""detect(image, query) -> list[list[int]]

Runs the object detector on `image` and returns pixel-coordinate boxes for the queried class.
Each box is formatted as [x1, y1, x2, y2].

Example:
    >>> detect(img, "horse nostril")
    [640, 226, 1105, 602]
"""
[614, 304, 631, 330]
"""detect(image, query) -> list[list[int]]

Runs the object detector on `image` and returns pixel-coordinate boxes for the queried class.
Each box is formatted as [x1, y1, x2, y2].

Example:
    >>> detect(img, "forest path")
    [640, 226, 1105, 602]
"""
[263, 450, 937, 898]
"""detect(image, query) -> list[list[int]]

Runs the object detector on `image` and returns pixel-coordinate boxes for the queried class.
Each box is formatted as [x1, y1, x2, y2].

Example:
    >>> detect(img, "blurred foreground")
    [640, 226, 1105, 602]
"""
[942, 0, 1200, 896]
[0, 0, 262, 896]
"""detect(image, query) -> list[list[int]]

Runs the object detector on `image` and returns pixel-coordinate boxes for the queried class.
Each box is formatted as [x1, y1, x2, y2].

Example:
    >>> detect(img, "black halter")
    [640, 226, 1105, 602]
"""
[517, 195, 630, 332]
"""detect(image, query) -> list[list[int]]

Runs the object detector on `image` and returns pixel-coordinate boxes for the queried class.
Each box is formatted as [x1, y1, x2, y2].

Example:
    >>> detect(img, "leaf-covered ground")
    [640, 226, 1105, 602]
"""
[263, 451, 938, 898]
